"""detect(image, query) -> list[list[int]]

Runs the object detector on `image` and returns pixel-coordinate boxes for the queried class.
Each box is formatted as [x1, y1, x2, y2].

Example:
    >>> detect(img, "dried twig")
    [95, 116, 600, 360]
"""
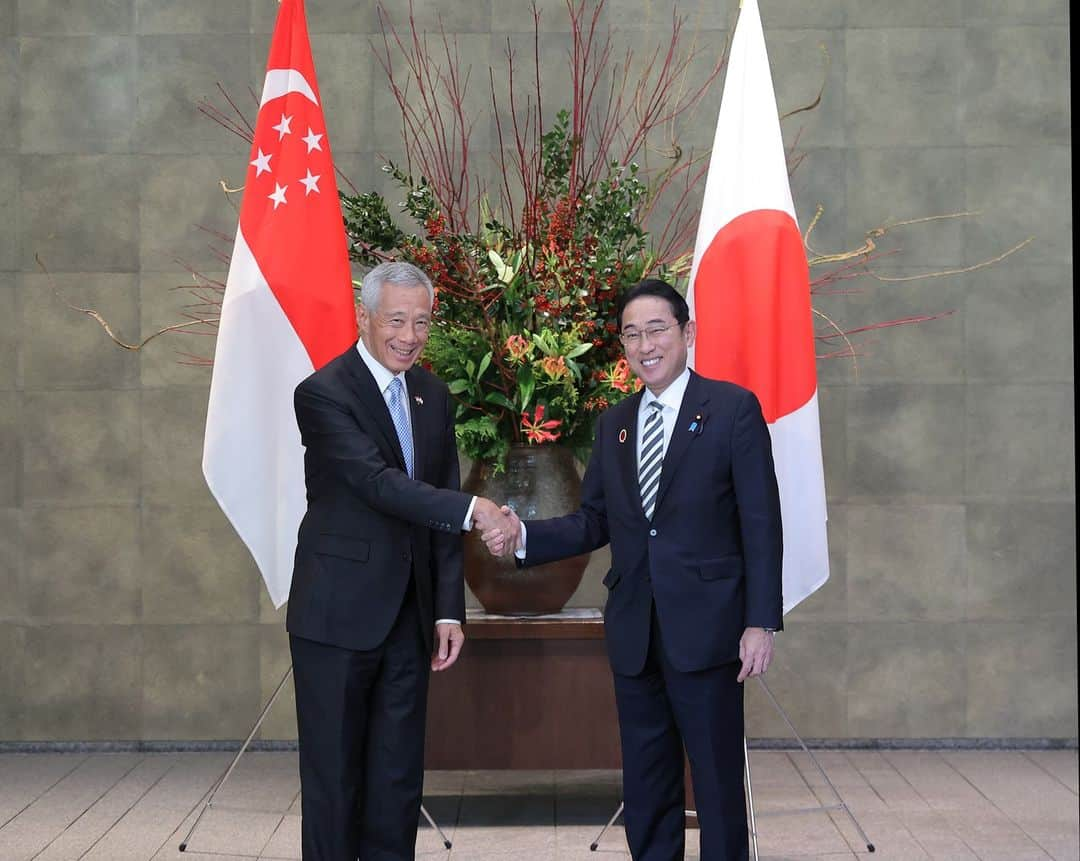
[37, 254, 214, 352]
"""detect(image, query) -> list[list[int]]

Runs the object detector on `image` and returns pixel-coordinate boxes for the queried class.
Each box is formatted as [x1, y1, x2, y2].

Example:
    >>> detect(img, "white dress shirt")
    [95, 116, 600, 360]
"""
[356, 339, 471, 627]
[636, 366, 691, 466]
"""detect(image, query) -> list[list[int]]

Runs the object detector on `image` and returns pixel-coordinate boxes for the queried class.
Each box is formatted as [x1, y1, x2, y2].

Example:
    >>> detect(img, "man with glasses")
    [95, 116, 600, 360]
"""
[486, 279, 783, 860]
[287, 261, 518, 859]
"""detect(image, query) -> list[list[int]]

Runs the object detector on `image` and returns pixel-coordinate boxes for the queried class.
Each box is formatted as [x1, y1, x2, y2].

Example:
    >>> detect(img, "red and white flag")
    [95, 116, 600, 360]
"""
[203, 0, 357, 608]
[687, 0, 829, 613]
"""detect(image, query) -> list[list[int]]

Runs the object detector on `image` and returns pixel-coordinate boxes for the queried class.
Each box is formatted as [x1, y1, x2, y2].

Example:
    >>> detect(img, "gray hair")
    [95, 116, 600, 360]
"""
[360, 261, 435, 311]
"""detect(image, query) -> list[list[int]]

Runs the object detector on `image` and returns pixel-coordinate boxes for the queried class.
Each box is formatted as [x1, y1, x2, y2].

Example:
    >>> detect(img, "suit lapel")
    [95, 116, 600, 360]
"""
[405, 368, 428, 481]
[654, 371, 710, 514]
[342, 345, 408, 472]
[614, 391, 646, 519]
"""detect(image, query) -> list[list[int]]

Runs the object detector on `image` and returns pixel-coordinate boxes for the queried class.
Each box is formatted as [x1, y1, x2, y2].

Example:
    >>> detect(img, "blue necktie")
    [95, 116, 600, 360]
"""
[387, 376, 414, 478]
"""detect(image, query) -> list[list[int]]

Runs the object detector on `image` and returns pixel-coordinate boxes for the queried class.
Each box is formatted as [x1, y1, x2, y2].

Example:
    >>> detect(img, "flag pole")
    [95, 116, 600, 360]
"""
[177, 666, 294, 852]
[177, 665, 454, 853]
[588, 685, 876, 856]
[746, 679, 876, 854]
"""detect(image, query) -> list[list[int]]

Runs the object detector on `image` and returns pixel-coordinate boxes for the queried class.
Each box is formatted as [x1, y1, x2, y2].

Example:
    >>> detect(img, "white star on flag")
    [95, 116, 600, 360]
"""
[302, 127, 323, 153]
[272, 113, 293, 139]
[268, 182, 288, 209]
[299, 169, 321, 195]
[250, 148, 273, 177]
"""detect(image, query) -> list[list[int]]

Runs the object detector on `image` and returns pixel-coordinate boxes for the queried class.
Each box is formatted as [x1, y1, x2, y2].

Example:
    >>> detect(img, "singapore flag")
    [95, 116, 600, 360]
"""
[203, 0, 357, 608]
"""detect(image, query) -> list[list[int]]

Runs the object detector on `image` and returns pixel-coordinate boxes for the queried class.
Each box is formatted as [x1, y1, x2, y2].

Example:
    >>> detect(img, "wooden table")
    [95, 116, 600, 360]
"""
[424, 608, 699, 827]
[424, 608, 622, 769]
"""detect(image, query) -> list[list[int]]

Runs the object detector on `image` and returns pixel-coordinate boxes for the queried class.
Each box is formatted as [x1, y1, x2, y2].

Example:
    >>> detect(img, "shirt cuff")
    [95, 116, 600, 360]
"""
[514, 521, 527, 560]
[462, 496, 477, 531]
[435, 618, 461, 626]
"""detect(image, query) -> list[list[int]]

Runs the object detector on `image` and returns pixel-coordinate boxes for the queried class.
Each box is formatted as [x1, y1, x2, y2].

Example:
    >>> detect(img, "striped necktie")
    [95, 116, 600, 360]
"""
[638, 400, 665, 520]
[387, 376, 414, 478]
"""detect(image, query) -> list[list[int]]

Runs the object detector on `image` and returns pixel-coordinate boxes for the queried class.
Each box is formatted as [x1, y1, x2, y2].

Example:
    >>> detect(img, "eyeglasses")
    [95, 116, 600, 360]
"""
[618, 323, 679, 348]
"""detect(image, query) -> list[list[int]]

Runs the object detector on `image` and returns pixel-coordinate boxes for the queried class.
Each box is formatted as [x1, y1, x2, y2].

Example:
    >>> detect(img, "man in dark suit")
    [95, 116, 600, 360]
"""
[487, 279, 783, 860]
[287, 261, 515, 860]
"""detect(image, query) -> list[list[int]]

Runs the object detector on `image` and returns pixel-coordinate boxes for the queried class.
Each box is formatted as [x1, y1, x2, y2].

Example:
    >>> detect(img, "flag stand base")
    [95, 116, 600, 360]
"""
[177, 665, 453, 854]
[588, 677, 875, 857]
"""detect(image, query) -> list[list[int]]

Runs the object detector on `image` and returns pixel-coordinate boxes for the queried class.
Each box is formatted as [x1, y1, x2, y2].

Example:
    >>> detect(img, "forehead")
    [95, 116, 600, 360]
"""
[622, 296, 674, 327]
[378, 282, 432, 314]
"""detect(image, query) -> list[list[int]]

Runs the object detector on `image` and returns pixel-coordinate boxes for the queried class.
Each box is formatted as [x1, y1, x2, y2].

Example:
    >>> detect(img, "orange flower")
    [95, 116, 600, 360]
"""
[505, 334, 531, 362]
[521, 404, 562, 444]
[541, 355, 569, 379]
[599, 358, 633, 393]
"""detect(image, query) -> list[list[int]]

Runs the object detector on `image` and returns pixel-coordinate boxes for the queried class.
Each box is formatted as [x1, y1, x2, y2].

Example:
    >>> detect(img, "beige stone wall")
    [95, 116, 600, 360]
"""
[0, 1, 1074, 742]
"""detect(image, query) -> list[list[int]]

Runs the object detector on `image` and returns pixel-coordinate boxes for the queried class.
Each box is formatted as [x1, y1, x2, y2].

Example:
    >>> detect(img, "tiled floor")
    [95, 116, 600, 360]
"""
[0, 750, 1076, 860]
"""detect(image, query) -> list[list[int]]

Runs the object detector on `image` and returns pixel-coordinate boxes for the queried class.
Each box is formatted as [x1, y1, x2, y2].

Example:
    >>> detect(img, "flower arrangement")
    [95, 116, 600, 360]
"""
[343, 118, 663, 465]
[340, 1, 727, 466]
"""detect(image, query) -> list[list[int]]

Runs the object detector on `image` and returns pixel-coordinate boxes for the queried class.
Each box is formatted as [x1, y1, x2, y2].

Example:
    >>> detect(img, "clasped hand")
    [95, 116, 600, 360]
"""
[472, 498, 521, 557]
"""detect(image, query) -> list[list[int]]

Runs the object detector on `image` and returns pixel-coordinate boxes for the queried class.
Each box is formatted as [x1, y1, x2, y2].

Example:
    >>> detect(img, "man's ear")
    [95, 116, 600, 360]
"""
[355, 301, 367, 333]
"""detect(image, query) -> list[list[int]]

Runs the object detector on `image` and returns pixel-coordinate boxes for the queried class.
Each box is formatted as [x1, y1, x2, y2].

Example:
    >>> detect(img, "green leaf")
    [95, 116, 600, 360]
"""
[484, 391, 516, 411]
[478, 351, 492, 380]
[567, 342, 593, 359]
[517, 365, 535, 411]
[448, 379, 470, 395]
[531, 330, 557, 356]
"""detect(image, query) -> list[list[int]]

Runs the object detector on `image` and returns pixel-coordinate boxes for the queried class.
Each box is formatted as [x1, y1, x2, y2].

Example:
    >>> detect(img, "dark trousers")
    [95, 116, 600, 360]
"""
[612, 606, 748, 861]
[290, 589, 429, 861]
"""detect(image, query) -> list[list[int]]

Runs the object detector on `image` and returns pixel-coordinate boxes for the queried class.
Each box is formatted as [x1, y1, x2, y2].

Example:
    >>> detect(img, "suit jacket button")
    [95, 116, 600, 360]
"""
[401, 552, 410, 561]
[649, 528, 657, 537]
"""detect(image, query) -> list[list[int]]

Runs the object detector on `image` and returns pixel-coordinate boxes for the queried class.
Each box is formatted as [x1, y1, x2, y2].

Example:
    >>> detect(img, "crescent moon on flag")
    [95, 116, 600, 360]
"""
[260, 68, 318, 107]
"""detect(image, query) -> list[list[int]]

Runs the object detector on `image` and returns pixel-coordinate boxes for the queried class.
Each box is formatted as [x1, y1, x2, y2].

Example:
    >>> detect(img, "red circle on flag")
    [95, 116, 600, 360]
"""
[693, 209, 816, 424]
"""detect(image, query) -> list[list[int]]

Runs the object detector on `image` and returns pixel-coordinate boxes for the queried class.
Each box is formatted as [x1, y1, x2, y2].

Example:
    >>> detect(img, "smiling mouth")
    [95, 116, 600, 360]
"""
[391, 345, 416, 360]
[641, 357, 661, 368]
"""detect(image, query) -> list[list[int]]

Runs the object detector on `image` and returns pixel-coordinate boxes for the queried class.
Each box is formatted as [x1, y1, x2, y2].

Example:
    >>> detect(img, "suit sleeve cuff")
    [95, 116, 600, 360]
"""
[514, 521, 527, 559]
[435, 618, 462, 626]
[462, 496, 477, 531]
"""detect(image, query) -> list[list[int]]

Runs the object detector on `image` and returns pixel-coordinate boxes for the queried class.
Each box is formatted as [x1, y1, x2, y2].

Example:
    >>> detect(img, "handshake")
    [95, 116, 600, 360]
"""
[472, 498, 523, 558]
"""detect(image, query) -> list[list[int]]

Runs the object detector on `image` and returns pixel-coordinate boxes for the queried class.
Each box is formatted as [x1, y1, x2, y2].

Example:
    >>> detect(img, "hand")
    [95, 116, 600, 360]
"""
[737, 627, 775, 683]
[473, 498, 517, 557]
[483, 505, 522, 558]
[432, 622, 465, 672]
